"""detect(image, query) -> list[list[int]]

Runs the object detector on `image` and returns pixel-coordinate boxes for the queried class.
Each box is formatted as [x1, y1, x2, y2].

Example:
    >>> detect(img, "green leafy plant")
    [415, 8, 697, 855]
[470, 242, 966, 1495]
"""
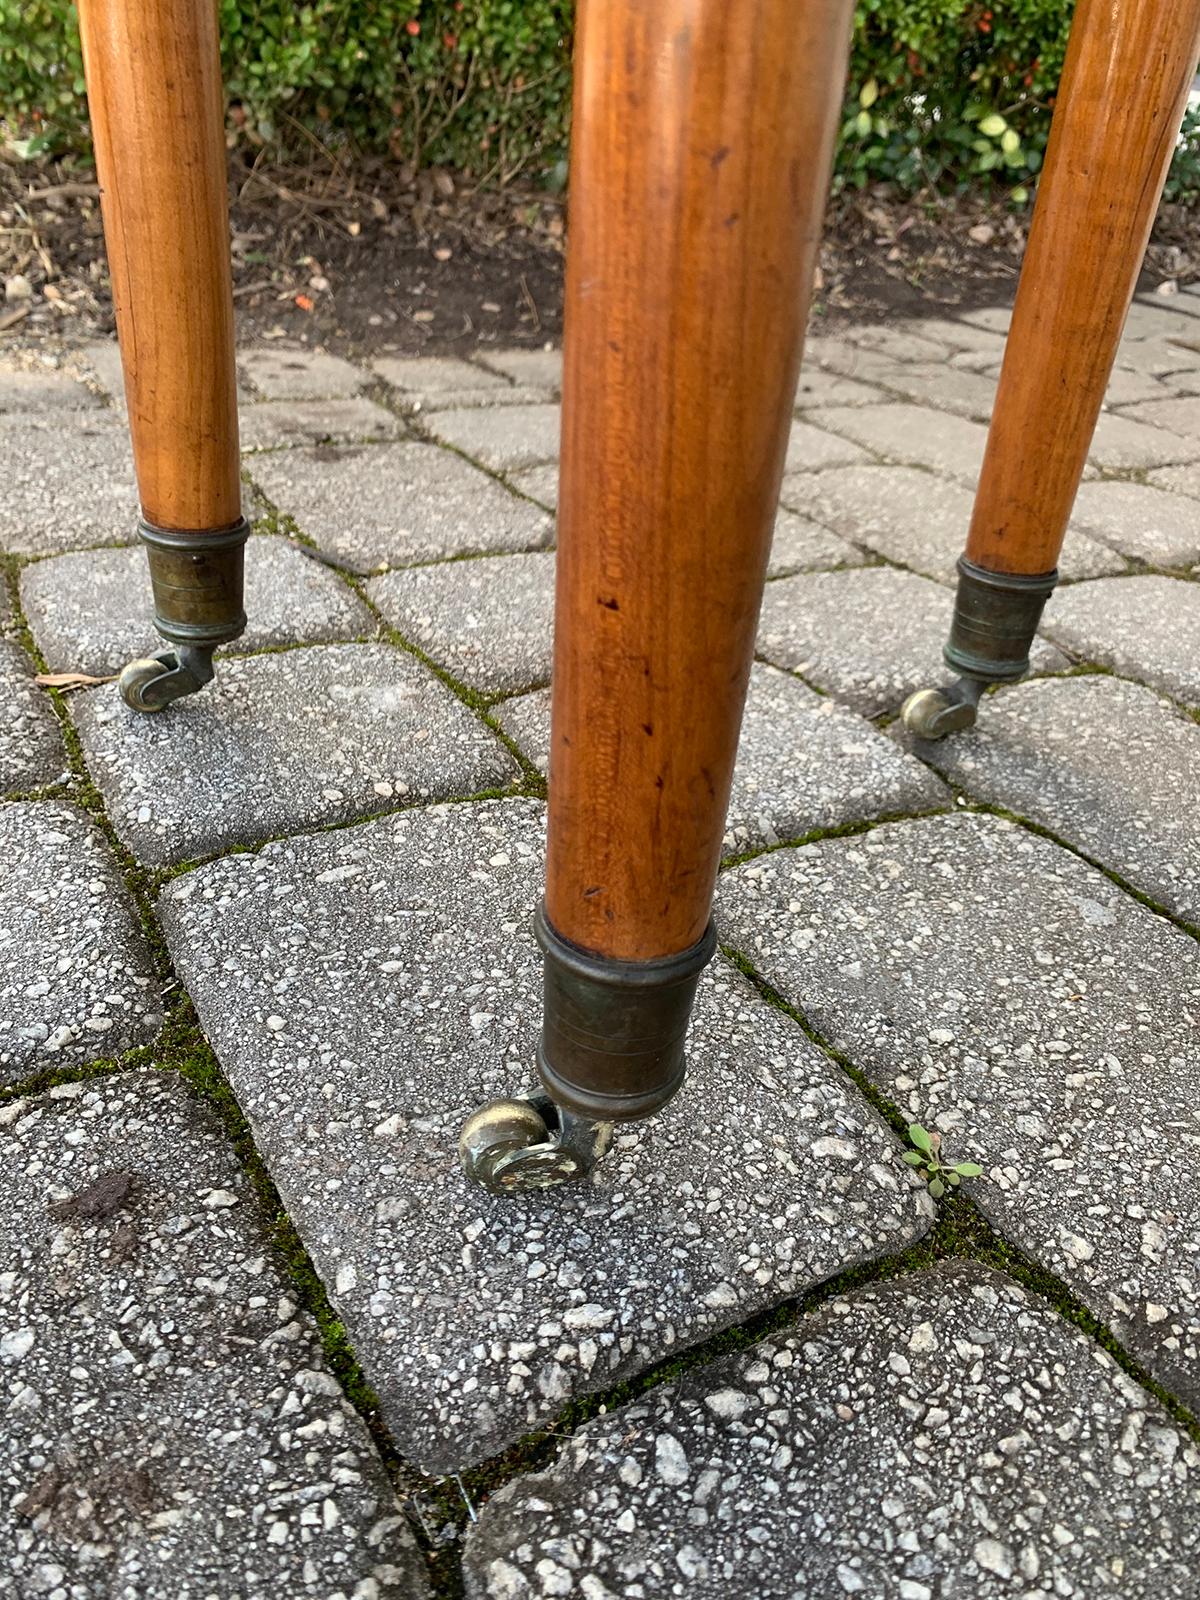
[904, 1122, 983, 1199]
[1163, 104, 1200, 207]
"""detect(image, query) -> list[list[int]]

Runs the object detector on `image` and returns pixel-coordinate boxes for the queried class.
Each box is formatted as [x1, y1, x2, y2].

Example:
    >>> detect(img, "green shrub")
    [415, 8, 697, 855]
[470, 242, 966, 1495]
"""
[0, 0, 1196, 202]
[836, 0, 1070, 197]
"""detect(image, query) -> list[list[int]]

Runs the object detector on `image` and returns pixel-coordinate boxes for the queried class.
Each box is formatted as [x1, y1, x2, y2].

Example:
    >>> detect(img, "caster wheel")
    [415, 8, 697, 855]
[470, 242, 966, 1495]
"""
[458, 1098, 587, 1195]
[900, 686, 978, 741]
[118, 657, 172, 713]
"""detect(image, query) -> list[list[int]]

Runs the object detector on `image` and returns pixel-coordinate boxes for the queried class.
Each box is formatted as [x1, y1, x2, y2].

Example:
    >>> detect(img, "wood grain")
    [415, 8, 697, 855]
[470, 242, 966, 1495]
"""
[545, 0, 854, 959]
[967, 0, 1200, 574]
[77, 0, 241, 532]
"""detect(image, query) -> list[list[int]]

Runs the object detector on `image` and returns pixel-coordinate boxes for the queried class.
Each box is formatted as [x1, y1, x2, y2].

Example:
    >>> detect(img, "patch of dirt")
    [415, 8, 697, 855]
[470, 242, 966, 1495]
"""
[4, 149, 1199, 357]
[48, 1168, 139, 1222]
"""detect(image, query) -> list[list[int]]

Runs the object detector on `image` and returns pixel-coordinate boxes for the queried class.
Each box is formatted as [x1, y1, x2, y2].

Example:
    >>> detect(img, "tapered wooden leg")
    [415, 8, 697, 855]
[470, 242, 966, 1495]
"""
[903, 0, 1200, 740]
[460, 0, 854, 1193]
[78, 0, 247, 711]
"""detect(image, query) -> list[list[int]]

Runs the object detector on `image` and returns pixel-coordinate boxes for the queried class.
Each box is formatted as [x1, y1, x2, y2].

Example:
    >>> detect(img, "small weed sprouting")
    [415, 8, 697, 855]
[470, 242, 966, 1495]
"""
[904, 1123, 982, 1199]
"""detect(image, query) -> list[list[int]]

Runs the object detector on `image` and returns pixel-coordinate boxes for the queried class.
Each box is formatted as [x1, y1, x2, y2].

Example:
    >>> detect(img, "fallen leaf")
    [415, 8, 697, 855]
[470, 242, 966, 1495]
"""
[294, 293, 315, 312]
[35, 671, 114, 689]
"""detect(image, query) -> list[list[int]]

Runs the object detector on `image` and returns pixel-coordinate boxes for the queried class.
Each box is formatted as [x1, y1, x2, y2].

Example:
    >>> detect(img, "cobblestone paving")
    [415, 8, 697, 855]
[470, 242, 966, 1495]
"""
[4, 304, 1200, 1594]
[464, 1264, 1200, 1600]
[0, 1071, 429, 1598]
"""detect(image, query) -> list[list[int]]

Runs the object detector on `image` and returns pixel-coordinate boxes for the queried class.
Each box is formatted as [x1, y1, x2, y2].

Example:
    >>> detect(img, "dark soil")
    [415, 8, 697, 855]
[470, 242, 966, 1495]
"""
[4, 148, 1200, 355]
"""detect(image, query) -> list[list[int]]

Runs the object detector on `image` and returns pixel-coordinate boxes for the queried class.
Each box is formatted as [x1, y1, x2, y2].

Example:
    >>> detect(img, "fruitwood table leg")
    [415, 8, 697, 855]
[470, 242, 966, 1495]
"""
[902, 0, 1200, 740]
[78, 0, 247, 712]
[460, 0, 854, 1193]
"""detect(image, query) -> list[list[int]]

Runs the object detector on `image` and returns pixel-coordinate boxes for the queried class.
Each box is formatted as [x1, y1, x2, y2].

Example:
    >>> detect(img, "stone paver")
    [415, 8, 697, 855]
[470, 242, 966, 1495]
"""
[495, 663, 947, 852]
[477, 347, 563, 393]
[799, 465, 1125, 585]
[423, 403, 562, 471]
[0, 362, 98, 412]
[958, 306, 1012, 335]
[1100, 367, 1178, 406]
[840, 324, 949, 363]
[160, 797, 932, 1473]
[507, 462, 561, 510]
[0, 1070, 428, 1600]
[369, 552, 555, 693]
[464, 1263, 1200, 1600]
[239, 347, 365, 400]
[906, 315, 1008, 354]
[374, 354, 546, 411]
[1113, 335, 1200, 379]
[0, 802, 160, 1081]
[1041, 576, 1200, 704]
[1160, 367, 1200, 399]
[78, 339, 129, 407]
[1119, 393, 1200, 438]
[1, 413, 138, 555]
[1069, 479, 1200, 567]
[238, 396, 404, 452]
[784, 420, 871, 474]
[0, 640, 64, 793]
[74, 643, 517, 865]
[248, 440, 552, 569]
[756, 567, 1066, 717]
[1147, 461, 1200, 502]
[1087, 410, 1200, 471]
[766, 509, 863, 576]
[21, 535, 373, 678]
[1122, 301, 1200, 345]
[809, 403, 990, 486]
[792, 367, 885, 410]
[869, 360, 998, 423]
[804, 336, 899, 390]
[903, 674, 1200, 922]
[718, 812, 1200, 1412]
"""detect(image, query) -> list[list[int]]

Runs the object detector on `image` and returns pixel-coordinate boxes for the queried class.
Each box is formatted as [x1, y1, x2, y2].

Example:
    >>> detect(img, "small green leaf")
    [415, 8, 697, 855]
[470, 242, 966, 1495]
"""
[902, 1151, 925, 1166]
[1011, 187, 1030, 205]
[948, 1172, 961, 1186]
[955, 1162, 983, 1178]
[978, 112, 1007, 137]
[855, 109, 872, 138]
[908, 1124, 932, 1153]
[928, 1177, 945, 1199]
[1000, 128, 1020, 155]
[859, 78, 879, 110]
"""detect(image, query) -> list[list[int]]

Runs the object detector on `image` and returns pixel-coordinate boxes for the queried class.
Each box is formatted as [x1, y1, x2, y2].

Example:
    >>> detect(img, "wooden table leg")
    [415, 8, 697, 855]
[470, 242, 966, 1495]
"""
[460, 0, 854, 1194]
[902, 0, 1200, 740]
[78, 0, 247, 712]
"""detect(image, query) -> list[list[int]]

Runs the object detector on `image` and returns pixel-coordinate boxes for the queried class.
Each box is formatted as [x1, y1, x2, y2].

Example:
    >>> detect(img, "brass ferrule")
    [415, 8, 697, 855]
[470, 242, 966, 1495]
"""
[944, 556, 1058, 683]
[140, 515, 249, 651]
[535, 904, 716, 1124]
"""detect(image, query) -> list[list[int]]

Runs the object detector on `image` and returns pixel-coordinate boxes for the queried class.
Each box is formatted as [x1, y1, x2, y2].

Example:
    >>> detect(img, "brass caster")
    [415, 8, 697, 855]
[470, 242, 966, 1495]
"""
[900, 678, 983, 741]
[118, 644, 216, 712]
[458, 1091, 613, 1196]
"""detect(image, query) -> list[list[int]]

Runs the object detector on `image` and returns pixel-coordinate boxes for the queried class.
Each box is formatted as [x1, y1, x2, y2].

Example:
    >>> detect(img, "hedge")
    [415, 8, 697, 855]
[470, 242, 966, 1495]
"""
[3, 0, 1197, 201]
